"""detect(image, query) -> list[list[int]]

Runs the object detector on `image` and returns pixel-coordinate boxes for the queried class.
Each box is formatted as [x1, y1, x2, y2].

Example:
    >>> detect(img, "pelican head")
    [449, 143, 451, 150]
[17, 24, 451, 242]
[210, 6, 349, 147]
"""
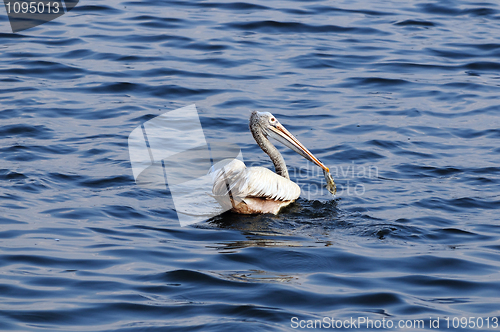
[250, 111, 330, 173]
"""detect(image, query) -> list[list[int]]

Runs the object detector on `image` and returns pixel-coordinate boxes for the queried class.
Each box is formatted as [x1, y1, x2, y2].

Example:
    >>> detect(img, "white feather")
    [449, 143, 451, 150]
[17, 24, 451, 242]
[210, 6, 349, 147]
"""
[210, 159, 300, 202]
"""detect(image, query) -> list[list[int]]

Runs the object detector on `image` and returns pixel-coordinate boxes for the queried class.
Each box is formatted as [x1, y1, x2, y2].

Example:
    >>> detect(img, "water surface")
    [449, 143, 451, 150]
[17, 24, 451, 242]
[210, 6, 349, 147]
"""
[1, 0, 500, 330]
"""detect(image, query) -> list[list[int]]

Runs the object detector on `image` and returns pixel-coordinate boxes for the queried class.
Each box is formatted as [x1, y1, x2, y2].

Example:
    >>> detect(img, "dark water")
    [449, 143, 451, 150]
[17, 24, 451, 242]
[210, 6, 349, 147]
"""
[1, 0, 500, 331]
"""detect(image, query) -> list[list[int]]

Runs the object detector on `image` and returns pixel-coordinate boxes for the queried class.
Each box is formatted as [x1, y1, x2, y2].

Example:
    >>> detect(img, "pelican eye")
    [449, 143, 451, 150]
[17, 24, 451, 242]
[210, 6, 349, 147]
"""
[270, 117, 276, 123]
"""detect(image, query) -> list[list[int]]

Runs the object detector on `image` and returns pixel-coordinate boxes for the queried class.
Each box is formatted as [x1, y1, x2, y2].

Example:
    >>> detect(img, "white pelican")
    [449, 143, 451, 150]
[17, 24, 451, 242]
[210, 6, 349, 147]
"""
[210, 111, 335, 215]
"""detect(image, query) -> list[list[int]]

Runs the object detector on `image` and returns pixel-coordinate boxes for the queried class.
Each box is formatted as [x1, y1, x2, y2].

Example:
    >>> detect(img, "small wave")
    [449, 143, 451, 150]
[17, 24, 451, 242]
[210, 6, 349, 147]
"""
[222, 20, 387, 35]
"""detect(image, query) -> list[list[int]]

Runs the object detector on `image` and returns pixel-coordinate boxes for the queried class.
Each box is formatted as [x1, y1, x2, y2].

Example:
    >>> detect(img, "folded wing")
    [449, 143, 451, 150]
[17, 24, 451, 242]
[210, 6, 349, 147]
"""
[210, 159, 300, 202]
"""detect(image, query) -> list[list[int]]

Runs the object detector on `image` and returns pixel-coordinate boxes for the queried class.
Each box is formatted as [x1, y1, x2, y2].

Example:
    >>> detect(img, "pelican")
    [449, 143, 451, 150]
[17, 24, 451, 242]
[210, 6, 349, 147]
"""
[210, 111, 335, 215]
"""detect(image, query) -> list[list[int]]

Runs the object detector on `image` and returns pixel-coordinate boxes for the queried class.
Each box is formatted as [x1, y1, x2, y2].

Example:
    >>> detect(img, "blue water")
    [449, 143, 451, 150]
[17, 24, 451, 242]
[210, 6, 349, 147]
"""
[1, 0, 500, 331]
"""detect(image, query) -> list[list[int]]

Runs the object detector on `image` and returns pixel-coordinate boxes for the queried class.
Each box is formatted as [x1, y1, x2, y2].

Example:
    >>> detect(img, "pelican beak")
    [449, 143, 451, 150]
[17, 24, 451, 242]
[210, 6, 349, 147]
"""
[268, 123, 330, 172]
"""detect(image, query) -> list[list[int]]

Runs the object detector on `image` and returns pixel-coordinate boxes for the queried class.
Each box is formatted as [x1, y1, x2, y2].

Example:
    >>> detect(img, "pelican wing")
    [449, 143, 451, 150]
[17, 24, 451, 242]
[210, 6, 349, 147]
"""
[210, 159, 300, 201]
[241, 167, 300, 201]
[210, 159, 247, 197]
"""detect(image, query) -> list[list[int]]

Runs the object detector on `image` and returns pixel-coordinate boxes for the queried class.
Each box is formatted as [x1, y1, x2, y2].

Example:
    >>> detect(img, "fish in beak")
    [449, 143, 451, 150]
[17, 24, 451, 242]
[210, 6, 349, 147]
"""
[264, 115, 336, 195]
